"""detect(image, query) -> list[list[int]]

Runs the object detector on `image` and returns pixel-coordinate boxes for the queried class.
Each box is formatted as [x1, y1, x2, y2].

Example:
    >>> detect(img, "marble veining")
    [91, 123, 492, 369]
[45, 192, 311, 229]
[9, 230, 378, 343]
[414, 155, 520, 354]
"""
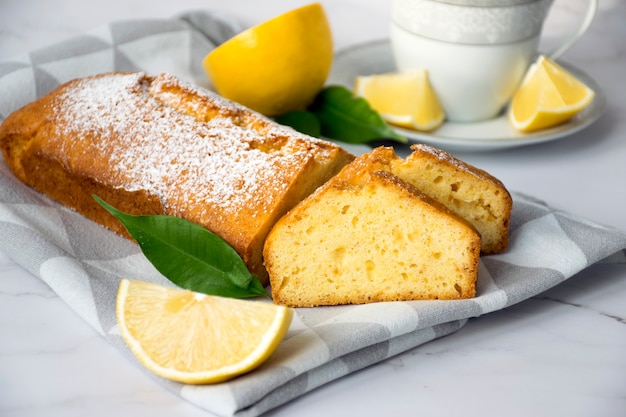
[535, 294, 626, 325]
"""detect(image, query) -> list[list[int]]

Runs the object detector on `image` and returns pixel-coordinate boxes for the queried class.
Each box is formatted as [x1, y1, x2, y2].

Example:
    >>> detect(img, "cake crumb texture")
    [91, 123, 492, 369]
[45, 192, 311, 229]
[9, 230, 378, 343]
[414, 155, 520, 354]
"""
[264, 155, 482, 307]
[352, 145, 512, 254]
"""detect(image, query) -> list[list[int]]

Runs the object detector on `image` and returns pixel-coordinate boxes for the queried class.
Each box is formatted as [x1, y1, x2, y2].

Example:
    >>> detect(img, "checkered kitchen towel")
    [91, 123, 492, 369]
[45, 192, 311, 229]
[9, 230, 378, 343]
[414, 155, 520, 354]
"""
[1, 11, 626, 417]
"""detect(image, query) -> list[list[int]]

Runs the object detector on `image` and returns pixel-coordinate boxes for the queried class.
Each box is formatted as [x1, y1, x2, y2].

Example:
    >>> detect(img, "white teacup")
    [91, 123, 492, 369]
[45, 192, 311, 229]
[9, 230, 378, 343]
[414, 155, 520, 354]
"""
[390, 0, 598, 122]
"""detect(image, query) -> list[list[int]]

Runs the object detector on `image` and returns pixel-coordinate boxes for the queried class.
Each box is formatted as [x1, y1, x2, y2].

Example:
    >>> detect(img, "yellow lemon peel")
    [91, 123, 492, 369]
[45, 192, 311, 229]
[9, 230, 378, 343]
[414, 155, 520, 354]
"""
[203, 3, 332, 116]
[116, 279, 292, 384]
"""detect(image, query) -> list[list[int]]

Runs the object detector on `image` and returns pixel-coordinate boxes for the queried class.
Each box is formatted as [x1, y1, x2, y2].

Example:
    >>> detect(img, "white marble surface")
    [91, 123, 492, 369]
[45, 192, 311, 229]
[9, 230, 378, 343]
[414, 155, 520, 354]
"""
[1, 0, 625, 416]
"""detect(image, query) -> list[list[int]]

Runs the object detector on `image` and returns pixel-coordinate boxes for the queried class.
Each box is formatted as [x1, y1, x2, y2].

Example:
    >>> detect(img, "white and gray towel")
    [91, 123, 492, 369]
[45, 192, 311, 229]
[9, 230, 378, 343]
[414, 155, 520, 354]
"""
[1, 11, 625, 417]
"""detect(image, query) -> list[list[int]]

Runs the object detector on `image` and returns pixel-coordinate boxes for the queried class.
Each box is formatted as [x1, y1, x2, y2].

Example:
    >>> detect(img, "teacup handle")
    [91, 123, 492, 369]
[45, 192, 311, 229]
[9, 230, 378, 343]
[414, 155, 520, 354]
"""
[549, 0, 598, 60]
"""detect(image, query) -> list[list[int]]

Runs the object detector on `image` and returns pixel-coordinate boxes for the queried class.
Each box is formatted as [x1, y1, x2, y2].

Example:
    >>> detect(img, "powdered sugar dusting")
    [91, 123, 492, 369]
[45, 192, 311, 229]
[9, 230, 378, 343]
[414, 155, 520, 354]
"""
[50, 72, 325, 224]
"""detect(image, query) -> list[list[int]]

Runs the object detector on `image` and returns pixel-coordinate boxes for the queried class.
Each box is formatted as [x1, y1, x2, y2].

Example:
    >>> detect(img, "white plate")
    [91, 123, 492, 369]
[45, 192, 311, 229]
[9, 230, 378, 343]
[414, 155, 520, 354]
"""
[327, 40, 607, 152]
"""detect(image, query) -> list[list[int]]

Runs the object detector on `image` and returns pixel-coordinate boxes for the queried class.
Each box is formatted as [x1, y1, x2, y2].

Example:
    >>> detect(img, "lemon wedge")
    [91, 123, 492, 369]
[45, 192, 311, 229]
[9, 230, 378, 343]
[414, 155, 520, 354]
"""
[354, 70, 445, 132]
[508, 55, 595, 132]
[203, 3, 332, 116]
[116, 279, 293, 384]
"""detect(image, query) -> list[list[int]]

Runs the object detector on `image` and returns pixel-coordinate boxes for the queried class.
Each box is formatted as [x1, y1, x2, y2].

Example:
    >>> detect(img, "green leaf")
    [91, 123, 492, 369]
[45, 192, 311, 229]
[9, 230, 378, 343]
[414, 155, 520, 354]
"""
[275, 110, 321, 137]
[93, 195, 268, 299]
[309, 85, 407, 144]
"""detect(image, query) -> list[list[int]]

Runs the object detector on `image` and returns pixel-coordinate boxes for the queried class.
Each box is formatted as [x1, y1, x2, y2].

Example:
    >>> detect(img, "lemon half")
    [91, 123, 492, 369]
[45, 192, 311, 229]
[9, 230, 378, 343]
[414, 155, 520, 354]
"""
[203, 3, 333, 116]
[116, 279, 293, 384]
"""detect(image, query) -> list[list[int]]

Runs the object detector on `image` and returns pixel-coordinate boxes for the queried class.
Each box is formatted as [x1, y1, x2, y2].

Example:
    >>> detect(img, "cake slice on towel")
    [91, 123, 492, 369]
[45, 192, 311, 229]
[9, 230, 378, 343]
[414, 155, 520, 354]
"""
[264, 148, 483, 307]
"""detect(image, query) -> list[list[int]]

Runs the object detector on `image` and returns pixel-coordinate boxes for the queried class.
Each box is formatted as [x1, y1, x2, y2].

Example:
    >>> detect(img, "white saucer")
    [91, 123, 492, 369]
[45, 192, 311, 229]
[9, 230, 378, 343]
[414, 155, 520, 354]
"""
[327, 40, 606, 152]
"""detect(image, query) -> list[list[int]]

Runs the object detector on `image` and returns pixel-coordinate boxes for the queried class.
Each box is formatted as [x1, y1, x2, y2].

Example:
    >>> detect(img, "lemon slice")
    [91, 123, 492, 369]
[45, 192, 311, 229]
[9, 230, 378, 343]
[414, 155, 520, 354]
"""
[508, 55, 595, 132]
[354, 70, 445, 132]
[116, 279, 293, 384]
[203, 3, 333, 116]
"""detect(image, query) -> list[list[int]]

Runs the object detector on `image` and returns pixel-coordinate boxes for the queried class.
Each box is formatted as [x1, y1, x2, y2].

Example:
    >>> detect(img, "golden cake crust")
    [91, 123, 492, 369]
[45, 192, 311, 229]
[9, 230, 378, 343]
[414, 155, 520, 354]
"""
[0, 72, 354, 283]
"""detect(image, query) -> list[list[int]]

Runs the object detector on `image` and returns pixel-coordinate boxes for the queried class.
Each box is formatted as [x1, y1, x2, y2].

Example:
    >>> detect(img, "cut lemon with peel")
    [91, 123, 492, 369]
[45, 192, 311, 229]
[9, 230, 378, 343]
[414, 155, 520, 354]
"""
[203, 3, 332, 116]
[116, 279, 293, 384]
[354, 70, 445, 132]
[508, 55, 595, 132]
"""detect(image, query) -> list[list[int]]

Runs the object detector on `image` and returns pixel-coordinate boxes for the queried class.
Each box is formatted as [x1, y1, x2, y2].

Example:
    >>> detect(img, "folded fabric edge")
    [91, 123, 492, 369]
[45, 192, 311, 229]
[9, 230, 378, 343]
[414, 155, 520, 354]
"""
[180, 319, 468, 417]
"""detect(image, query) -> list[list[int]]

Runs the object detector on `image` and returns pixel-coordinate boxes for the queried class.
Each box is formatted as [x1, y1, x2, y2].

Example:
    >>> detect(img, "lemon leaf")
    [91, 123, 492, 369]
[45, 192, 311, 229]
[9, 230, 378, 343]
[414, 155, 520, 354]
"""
[94, 195, 268, 299]
[275, 110, 321, 137]
[309, 86, 408, 144]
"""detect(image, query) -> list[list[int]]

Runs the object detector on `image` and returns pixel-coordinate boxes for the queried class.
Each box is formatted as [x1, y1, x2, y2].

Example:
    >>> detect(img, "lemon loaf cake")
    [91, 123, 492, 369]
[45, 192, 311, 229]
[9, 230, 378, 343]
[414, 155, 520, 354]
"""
[0, 72, 354, 284]
[264, 157, 481, 307]
[351, 145, 512, 254]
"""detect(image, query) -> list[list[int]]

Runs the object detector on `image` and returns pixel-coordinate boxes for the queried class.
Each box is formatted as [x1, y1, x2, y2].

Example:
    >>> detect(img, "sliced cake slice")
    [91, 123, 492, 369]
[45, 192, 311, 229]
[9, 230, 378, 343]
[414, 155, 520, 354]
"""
[264, 160, 481, 307]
